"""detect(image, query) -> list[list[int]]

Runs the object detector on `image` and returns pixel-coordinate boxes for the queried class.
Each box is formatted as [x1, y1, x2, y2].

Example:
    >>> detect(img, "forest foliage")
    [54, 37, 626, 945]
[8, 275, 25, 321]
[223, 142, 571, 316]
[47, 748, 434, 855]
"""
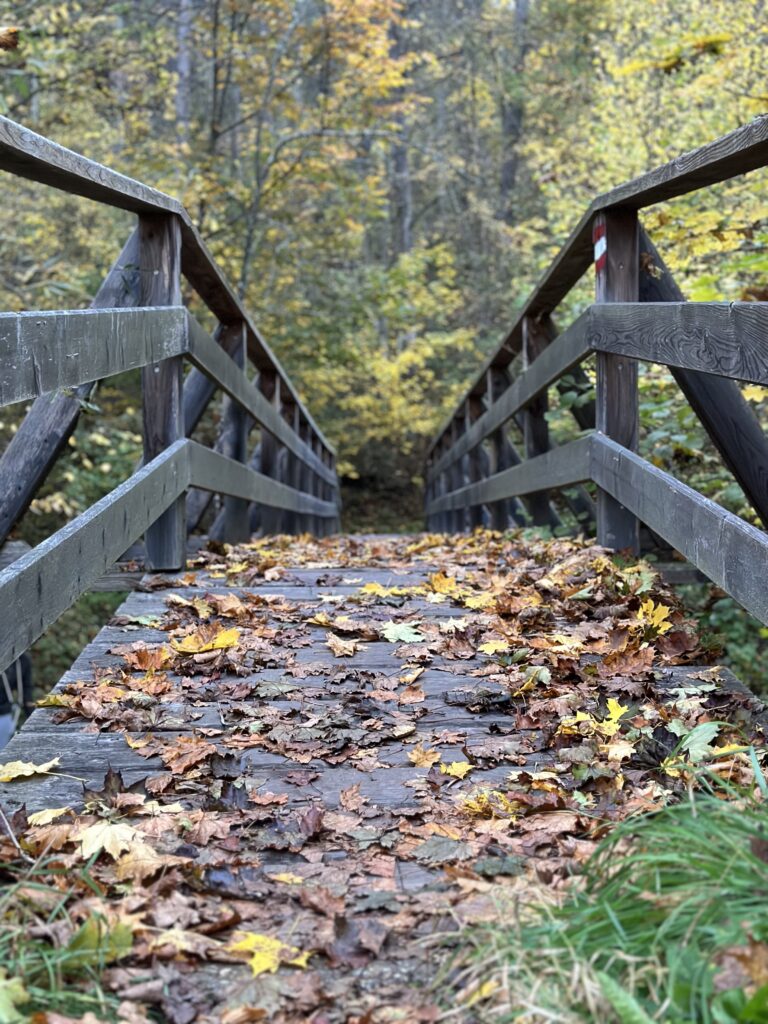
[1, 0, 768, 497]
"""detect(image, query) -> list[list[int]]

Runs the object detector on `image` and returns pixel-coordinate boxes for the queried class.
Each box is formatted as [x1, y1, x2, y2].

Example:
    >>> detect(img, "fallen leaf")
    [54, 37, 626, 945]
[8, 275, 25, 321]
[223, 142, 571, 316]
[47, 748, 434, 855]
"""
[408, 742, 441, 768]
[0, 757, 60, 782]
[228, 932, 312, 977]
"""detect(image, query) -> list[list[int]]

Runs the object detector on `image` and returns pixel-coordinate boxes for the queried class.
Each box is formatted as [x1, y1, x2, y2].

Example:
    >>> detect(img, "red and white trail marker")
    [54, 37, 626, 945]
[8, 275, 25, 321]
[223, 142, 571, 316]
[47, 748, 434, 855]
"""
[593, 220, 607, 274]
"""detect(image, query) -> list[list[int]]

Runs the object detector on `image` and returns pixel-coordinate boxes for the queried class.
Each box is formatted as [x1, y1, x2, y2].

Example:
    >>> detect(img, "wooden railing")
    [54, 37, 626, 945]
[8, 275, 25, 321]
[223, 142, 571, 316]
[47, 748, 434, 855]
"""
[426, 115, 768, 627]
[0, 117, 340, 674]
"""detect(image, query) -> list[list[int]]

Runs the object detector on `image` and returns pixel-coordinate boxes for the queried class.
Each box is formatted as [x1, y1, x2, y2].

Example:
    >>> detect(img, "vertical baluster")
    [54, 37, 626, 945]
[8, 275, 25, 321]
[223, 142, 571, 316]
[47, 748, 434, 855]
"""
[521, 316, 551, 526]
[140, 214, 185, 570]
[221, 322, 250, 543]
[259, 370, 282, 535]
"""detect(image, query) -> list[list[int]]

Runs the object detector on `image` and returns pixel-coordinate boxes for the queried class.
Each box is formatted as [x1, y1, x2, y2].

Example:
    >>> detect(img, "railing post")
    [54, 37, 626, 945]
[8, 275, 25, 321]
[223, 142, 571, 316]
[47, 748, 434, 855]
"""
[594, 209, 640, 553]
[485, 367, 523, 530]
[450, 418, 465, 533]
[521, 316, 551, 526]
[466, 397, 485, 530]
[140, 214, 185, 570]
[221, 321, 250, 543]
[258, 370, 282, 535]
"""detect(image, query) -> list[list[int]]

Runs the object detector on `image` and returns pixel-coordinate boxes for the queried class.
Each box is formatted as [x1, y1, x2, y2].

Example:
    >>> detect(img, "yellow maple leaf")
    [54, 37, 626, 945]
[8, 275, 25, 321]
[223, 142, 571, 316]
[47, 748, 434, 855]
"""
[478, 639, 509, 655]
[228, 932, 312, 977]
[429, 571, 461, 596]
[325, 632, 361, 657]
[463, 592, 496, 610]
[269, 872, 304, 885]
[171, 626, 240, 654]
[635, 599, 673, 636]
[742, 385, 766, 403]
[440, 761, 473, 779]
[459, 789, 518, 819]
[408, 742, 441, 768]
[75, 821, 137, 860]
[27, 806, 71, 826]
[0, 756, 60, 782]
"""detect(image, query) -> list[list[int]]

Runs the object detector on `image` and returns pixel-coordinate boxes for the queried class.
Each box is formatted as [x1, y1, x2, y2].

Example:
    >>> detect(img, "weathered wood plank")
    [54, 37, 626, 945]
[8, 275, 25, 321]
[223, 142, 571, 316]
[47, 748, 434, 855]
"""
[639, 226, 768, 529]
[589, 301, 768, 382]
[140, 215, 186, 570]
[187, 443, 337, 517]
[0, 307, 186, 405]
[428, 437, 591, 514]
[219, 322, 250, 543]
[591, 434, 768, 625]
[594, 210, 640, 553]
[0, 441, 189, 673]
[0, 230, 141, 545]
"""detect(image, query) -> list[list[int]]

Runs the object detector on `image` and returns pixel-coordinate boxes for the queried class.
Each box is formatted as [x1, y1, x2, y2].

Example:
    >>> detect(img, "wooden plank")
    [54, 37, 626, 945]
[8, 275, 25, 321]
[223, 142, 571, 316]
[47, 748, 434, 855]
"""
[0, 441, 189, 673]
[182, 323, 243, 437]
[588, 301, 768, 382]
[0, 307, 186, 405]
[428, 114, 768, 459]
[0, 115, 182, 215]
[429, 437, 591, 514]
[140, 215, 186, 570]
[594, 210, 639, 553]
[187, 442, 337, 517]
[591, 434, 768, 625]
[522, 316, 551, 525]
[0, 230, 141, 545]
[639, 226, 768, 529]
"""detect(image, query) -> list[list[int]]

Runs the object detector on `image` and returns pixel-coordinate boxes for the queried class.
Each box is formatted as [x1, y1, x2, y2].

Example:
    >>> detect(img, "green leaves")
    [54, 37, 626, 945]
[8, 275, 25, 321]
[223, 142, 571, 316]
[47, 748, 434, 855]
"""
[380, 621, 425, 643]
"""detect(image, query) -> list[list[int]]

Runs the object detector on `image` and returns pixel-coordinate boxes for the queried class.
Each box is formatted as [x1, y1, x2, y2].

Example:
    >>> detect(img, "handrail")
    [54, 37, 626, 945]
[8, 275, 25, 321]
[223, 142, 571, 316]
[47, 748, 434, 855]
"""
[0, 116, 332, 457]
[426, 115, 768, 630]
[0, 118, 341, 675]
[429, 114, 768, 456]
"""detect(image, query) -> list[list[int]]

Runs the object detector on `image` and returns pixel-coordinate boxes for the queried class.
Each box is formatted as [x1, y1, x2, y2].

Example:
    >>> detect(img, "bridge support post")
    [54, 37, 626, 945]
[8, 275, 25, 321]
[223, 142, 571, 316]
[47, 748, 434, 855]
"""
[140, 214, 186, 570]
[221, 322, 251, 544]
[258, 371, 283, 535]
[521, 316, 552, 526]
[594, 209, 640, 554]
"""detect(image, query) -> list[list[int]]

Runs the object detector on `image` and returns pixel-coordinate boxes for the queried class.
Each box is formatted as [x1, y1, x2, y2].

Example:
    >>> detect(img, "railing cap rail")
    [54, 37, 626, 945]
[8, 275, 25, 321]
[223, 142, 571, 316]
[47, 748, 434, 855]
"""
[0, 116, 334, 456]
[428, 113, 768, 456]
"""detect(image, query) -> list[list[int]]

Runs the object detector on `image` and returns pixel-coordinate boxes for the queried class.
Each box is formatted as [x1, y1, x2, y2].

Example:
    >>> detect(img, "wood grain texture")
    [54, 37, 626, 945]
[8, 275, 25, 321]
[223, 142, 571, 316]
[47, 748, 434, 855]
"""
[0, 230, 141, 545]
[140, 215, 186, 570]
[0, 307, 187, 405]
[428, 437, 591, 514]
[639, 226, 768, 529]
[595, 210, 639, 553]
[0, 441, 189, 673]
[591, 434, 768, 625]
[589, 301, 768, 382]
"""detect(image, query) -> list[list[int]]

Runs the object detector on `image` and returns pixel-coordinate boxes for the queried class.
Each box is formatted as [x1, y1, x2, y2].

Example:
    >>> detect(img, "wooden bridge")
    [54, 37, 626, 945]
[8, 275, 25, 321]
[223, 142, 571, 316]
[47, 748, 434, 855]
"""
[2, 116, 768, 1022]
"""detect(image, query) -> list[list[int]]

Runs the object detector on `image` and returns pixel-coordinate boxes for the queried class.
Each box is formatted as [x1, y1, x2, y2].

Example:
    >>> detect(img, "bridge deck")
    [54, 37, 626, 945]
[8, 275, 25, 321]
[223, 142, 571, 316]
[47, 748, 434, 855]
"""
[1, 532, 765, 1022]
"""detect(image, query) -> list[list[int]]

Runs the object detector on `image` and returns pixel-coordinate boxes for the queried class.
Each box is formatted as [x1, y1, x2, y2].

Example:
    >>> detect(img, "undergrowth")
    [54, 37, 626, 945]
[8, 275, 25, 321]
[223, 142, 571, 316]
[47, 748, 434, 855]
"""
[453, 769, 768, 1023]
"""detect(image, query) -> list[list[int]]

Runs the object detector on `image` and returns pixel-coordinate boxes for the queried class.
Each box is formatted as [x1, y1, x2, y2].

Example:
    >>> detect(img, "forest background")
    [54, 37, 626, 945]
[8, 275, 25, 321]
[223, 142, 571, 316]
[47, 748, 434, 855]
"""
[1, 0, 768, 689]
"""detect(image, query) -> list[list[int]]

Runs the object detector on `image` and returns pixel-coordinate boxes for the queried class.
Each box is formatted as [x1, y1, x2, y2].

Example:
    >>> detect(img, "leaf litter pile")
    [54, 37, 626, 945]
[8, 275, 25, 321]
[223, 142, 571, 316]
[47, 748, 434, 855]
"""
[1, 531, 766, 1023]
